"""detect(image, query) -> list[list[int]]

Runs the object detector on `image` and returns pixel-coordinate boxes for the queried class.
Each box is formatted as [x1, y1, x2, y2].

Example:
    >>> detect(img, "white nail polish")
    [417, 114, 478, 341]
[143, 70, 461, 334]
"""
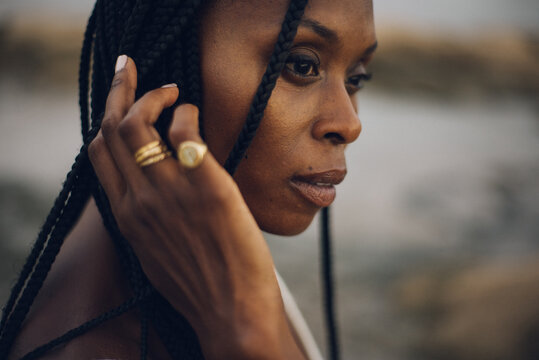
[115, 55, 128, 73]
[161, 83, 178, 88]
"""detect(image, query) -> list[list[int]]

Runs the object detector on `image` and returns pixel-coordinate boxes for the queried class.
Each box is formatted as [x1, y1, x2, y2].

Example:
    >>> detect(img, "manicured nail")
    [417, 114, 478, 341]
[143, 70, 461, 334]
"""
[115, 55, 128, 73]
[161, 83, 178, 88]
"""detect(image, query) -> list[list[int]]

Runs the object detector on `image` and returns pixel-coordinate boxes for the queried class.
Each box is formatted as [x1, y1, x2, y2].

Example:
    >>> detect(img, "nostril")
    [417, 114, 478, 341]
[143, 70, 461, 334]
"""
[324, 132, 345, 144]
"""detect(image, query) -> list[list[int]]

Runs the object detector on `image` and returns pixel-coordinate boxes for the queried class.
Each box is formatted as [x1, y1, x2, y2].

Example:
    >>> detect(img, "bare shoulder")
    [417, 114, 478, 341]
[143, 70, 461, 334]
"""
[7, 202, 142, 359]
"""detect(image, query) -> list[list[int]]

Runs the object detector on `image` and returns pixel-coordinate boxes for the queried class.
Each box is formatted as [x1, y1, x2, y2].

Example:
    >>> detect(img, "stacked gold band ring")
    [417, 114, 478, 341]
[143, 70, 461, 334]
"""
[134, 140, 171, 168]
[177, 140, 208, 169]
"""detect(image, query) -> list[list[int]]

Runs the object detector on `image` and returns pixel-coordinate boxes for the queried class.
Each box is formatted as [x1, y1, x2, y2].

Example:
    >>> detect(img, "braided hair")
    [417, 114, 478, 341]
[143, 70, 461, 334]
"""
[0, 0, 340, 359]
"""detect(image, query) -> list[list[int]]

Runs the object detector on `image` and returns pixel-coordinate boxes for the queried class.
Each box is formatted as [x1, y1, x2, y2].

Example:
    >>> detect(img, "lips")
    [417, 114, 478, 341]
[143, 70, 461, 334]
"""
[290, 169, 346, 208]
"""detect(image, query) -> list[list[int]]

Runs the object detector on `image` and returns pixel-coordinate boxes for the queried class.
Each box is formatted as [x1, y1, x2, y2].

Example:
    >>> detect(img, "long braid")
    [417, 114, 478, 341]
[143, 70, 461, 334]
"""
[79, 5, 97, 140]
[136, 0, 201, 80]
[0, 2, 98, 343]
[135, 3, 177, 67]
[184, 16, 204, 137]
[321, 207, 340, 360]
[119, 0, 151, 57]
[90, 14, 107, 130]
[223, 0, 308, 175]
[140, 306, 149, 360]
[150, 293, 203, 358]
[18, 289, 150, 360]
[0, 146, 92, 357]
[96, 0, 114, 88]
[103, 0, 119, 67]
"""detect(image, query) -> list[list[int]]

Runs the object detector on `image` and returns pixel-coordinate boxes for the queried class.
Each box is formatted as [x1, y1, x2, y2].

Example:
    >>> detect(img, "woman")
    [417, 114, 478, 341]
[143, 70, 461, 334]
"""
[0, 0, 377, 358]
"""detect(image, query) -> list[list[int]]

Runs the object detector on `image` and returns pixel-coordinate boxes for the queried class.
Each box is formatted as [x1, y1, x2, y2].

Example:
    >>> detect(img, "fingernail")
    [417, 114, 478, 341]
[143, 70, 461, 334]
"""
[161, 83, 178, 88]
[115, 55, 128, 73]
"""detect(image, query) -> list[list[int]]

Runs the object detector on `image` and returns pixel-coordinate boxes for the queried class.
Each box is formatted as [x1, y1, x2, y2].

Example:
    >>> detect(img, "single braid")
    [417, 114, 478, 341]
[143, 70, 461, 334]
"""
[150, 293, 203, 359]
[118, 0, 135, 38]
[103, 0, 119, 67]
[119, 0, 151, 57]
[136, 0, 201, 78]
[96, 0, 114, 88]
[224, 0, 308, 175]
[79, 5, 97, 140]
[184, 16, 204, 137]
[321, 207, 340, 360]
[140, 303, 149, 360]
[0, 147, 92, 357]
[19, 289, 150, 360]
[135, 3, 177, 63]
[90, 51, 105, 129]
[0, 169, 74, 335]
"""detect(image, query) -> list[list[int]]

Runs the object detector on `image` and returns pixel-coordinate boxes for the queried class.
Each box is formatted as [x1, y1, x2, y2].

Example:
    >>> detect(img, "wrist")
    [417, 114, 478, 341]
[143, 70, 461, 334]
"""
[203, 316, 301, 360]
[195, 293, 304, 359]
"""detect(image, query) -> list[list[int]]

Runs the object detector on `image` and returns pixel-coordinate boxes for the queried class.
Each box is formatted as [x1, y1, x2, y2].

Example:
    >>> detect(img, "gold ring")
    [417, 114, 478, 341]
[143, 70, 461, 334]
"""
[135, 144, 168, 163]
[138, 151, 172, 167]
[177, 140, 208, 169]
[134, 140, 160, 159]
[134, 141, 170, 168]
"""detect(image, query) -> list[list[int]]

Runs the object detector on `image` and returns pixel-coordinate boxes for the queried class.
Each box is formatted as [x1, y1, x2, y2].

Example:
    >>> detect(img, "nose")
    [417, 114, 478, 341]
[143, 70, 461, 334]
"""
[311, 84, 362, 145]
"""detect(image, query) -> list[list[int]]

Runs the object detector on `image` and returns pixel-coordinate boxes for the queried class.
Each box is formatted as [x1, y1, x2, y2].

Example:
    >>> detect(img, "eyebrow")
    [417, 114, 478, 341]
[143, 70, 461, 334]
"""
[299, 18, 340, 43]
[362, 41, 378, 59]
[299, 18, 378, 59]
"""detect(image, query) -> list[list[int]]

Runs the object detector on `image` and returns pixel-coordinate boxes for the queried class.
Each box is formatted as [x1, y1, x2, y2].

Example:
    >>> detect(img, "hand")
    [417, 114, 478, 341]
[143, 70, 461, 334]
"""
[88, 56, 305, 359]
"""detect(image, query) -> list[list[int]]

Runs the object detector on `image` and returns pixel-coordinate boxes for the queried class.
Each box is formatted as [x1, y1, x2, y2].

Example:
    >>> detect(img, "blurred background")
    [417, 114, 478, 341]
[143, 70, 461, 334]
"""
[0, 0, 538, 359]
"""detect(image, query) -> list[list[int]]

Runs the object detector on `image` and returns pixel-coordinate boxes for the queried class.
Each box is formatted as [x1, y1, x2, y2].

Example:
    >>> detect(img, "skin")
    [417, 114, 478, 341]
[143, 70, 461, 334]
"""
[8, 0, 376, 359]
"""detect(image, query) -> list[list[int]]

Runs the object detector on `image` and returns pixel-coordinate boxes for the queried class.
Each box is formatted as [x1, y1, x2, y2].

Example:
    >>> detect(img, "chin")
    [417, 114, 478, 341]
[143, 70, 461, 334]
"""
[257, 210, 318, 236]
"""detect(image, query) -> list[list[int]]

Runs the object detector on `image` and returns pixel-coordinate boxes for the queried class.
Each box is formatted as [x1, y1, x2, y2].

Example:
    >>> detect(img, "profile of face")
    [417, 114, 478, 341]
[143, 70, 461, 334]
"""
[199, 0, 377, 235]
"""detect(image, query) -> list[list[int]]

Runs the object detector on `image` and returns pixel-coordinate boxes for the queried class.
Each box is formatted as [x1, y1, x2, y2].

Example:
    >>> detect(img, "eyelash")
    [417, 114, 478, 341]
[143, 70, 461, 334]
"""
[284, 53, 372, 92]
[284, 54, 320, 79]
[346, 73, 372, 92]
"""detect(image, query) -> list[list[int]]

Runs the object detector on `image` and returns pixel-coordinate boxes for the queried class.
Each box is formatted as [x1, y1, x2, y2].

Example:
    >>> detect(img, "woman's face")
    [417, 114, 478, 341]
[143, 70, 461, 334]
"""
[200, 0, 376, 235]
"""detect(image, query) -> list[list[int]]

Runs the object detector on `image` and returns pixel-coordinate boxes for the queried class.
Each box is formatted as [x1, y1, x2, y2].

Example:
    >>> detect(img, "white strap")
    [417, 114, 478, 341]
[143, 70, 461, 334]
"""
[275, 270, 324, 360]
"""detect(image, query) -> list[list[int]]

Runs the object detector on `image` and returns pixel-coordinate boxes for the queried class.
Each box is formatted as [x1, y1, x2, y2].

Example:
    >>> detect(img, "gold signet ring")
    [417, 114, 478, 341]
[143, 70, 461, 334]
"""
[177, 141, 208, 169]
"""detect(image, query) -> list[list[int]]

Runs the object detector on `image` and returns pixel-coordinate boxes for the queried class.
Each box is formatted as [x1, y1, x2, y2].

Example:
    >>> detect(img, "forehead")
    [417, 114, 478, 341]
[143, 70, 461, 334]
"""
[204, 0, 376, 47]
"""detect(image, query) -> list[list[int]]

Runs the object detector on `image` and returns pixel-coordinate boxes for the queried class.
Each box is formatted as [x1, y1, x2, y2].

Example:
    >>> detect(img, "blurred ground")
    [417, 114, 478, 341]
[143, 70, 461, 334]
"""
[1, 11, 538, 360]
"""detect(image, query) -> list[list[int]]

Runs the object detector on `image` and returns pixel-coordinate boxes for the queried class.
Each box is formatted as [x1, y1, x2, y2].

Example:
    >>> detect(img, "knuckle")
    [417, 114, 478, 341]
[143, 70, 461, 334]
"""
[117, 115, 141, 140]
[88, 135, 105, 162]
[133, 191, 159, 219]
[100, 115, 119, 140]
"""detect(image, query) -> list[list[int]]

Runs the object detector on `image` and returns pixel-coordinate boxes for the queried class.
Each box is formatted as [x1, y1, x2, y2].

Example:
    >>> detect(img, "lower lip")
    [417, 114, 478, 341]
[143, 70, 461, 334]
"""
[290, 180, 336, 208]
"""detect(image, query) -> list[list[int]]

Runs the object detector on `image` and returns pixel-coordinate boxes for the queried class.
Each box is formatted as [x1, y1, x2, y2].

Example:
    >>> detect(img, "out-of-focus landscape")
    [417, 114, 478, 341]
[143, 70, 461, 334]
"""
[1, 1, 538, 359]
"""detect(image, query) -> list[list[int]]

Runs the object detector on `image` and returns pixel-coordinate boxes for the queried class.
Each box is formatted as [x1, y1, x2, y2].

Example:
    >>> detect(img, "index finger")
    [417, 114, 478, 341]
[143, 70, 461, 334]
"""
[104, 55, 138, 122]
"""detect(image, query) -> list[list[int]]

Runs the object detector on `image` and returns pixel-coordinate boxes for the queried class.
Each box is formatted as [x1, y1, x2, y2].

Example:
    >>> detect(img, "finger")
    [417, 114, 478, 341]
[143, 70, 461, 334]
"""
[88, 130, 125, 203]
[119, 83, 179, 147]
[118, 84, 184, 186]
[168, 104, 230, 189]
[100, 55, 147, 189]
[107, 55, 138, 117]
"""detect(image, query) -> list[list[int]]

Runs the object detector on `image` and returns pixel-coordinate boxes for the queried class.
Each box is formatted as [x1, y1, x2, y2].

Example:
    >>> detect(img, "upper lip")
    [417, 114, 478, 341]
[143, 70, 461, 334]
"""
[291, 169, 347, 186]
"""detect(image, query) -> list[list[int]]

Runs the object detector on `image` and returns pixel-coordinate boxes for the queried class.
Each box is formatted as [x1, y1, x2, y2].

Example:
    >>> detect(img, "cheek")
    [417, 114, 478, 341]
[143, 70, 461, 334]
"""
[232, 83, 321, 235]
[199, 39, 268, 165]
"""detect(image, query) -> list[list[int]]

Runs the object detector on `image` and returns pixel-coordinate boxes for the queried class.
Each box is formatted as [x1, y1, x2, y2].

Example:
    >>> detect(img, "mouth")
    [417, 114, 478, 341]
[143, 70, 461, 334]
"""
[290, 169, 347, 208]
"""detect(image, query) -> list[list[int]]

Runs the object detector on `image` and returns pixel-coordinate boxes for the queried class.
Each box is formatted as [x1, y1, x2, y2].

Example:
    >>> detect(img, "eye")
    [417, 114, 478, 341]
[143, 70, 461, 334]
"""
[346, 73, 372, 92]
[284, 53, 320, 78]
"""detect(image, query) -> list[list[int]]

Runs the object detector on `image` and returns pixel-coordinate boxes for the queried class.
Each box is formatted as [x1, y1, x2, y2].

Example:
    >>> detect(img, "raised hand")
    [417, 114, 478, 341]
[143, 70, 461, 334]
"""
[88, 55, 305, 360]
